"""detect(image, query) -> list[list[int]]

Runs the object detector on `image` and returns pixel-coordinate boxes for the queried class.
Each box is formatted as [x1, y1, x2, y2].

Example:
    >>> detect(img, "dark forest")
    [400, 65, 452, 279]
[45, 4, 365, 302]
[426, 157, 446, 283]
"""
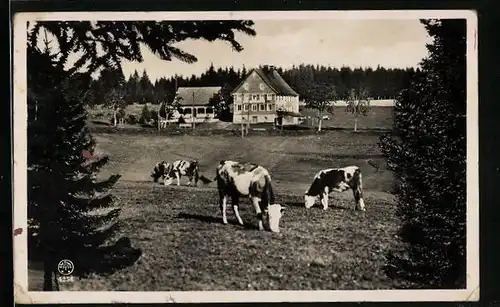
[88, 63, 418, 106]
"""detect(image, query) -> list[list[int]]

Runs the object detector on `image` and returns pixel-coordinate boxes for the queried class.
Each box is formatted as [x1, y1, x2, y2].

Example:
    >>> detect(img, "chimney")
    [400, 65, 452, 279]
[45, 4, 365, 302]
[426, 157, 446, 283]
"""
[262, 65, 275, 72]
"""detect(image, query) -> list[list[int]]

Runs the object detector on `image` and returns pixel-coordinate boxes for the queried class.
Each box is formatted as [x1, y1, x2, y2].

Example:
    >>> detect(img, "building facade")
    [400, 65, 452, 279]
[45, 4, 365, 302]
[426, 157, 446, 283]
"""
[231, 66, 301, 125]
[173, 86, 220, 123]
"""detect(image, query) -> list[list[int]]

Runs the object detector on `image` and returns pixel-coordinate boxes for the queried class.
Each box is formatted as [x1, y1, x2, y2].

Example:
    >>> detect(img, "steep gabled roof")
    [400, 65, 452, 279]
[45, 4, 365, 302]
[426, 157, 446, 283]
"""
[231, 66, 299, 96]
[175, 86, 222, 106]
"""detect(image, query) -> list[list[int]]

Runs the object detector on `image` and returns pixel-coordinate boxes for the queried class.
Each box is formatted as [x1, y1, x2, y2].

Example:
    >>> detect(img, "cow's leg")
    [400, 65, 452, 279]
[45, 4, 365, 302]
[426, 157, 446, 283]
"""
[220, 194, 228, 224]
[175, 171, 181, 186]
[353, 187, 365, 211]
[186, 175, 192, 186]
[251, 197, 265, 231]
[321, 186, 329, 210]
[232, 195, 244, 226]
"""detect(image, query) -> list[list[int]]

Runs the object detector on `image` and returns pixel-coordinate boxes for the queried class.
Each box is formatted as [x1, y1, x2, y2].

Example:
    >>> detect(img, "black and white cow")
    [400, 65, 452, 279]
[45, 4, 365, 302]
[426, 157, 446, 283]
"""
[215, 160, 285, 233]
[151, 159, 200, 186]
[304, 166, 365, 211]
[151, 161, 169, 182]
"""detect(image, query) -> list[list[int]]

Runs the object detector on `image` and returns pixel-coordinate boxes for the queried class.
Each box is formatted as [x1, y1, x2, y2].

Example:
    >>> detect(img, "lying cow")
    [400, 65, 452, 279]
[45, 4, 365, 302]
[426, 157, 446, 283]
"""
[215, 160, 285, 233]
[304, 166, 365, 211]
[151, 159, 200, 186]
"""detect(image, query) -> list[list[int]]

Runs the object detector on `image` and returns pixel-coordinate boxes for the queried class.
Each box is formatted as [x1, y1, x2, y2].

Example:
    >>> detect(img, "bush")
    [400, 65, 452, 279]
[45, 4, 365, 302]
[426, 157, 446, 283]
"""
[139, 105, 151, 124]
[378, 19, 466, 288]
[125, 114, 138, 125]
[108, 108, 126, 125]
[117, 108, 126, 120]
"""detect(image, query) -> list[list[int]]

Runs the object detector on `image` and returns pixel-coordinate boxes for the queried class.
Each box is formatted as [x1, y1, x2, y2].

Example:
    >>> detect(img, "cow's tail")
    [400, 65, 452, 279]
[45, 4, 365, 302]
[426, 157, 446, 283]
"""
[366, 159, 380, 172]
[262, 174, 276, 207]
[192, 160, 200, 184]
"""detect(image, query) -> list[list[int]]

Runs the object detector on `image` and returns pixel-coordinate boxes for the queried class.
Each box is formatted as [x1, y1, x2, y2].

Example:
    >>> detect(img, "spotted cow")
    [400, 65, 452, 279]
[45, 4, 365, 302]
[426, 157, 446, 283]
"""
[215, 160, 285, 233]
[304, 166, 365, 211]
[151, 161, 169, 183]
[151, 159, 200, 186]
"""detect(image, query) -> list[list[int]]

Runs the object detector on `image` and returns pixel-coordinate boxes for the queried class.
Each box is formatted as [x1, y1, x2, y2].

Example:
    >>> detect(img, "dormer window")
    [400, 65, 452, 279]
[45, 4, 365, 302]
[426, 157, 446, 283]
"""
[243, 83, 249, 90]
[259, 83, 265, 90]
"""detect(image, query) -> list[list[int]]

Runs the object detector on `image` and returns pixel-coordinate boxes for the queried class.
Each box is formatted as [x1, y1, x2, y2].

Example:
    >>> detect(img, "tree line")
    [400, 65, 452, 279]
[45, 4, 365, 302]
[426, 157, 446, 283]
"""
[88, 63, 419, 107]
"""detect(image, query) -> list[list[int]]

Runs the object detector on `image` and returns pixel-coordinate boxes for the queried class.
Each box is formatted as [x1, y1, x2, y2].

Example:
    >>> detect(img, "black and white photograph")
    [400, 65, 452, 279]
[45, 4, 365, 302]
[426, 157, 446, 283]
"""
[13, 10, 478, 303]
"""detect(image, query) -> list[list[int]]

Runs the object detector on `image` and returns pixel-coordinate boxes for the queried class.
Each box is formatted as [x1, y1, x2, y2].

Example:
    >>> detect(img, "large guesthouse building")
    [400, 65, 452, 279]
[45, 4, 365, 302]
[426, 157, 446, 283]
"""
[231, 65, 301, 125]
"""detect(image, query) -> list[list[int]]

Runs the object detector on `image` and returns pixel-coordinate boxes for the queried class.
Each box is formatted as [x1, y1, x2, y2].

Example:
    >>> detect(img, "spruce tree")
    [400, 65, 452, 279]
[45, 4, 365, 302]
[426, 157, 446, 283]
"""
[379, 19, 467, 288]
[27, 43, 140, 291]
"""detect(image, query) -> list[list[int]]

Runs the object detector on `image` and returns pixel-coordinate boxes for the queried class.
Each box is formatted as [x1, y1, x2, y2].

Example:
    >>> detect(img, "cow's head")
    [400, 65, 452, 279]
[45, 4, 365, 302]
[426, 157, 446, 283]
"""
[267, 204, 285, 233]
[151, 162, 167, 182]
[304, 193, 317, 209]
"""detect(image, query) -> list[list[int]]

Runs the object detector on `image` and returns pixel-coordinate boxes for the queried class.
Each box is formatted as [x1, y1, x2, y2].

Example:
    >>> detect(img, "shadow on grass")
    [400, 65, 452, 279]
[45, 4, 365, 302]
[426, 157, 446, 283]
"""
[176, 212, 259, 231]
[90, 119, 112, 126]
[29, 236, 142, 278]
[285, 201, 350, 211]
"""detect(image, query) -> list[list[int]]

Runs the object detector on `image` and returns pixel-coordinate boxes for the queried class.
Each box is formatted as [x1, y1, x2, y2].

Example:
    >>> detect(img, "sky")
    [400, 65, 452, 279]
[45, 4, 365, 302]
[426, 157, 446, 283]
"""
[121, 19, 432, 81]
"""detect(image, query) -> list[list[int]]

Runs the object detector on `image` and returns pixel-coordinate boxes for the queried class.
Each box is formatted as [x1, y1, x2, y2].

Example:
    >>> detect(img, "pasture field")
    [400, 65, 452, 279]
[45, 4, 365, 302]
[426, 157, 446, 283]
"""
[87, 103, 394, 131]
[37, 131, 404, 291]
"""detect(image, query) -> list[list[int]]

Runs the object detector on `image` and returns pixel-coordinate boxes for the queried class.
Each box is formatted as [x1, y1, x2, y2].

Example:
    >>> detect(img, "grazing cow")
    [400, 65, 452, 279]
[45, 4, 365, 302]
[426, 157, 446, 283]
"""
[164, 159, 200, 186]
[215, 160, 285, 233]
[151, 159, 200, 186]
[304, 166, 365, 211]
[151, 161, 169, 183]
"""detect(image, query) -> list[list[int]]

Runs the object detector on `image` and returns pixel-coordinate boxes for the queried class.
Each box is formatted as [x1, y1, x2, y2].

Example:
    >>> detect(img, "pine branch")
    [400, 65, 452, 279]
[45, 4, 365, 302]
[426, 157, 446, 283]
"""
[65, 193, 116, 211]
[83, 208, 122, 228]
[68, 174, 121, 195]
[80, 221, 121, 248]
[80, 155, 110, 174]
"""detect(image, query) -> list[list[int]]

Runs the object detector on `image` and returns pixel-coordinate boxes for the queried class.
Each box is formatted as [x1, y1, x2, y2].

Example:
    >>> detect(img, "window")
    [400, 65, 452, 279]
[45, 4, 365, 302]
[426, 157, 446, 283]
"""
[197, 108, 205, 114]
[259, 104, 265, 111]
[259, 83, 265, 90]
[249, 95, 253, 101]
[243, 83, 249, 90]
[267, 104, 273, 111]
[252, 116, 258, 123]
[253, 94, 258, 100]
[206, 107, 213, 113]
[183, 108, 192, 114]
[244, 104, 249, 111]
[252, 104, 257, 111]
[237, 104, 242, 111]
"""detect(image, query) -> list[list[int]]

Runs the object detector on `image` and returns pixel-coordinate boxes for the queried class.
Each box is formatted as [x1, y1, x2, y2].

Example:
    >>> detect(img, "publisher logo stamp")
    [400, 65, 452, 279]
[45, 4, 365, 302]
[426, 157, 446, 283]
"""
[57, 259, 75, 283]
[57, 259, 74, 275]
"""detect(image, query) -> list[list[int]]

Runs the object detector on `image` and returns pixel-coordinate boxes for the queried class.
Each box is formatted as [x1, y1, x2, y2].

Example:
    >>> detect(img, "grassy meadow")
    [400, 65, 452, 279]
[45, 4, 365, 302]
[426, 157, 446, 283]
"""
[87, 103, 394, 131]
[30, 130, 408, 291]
